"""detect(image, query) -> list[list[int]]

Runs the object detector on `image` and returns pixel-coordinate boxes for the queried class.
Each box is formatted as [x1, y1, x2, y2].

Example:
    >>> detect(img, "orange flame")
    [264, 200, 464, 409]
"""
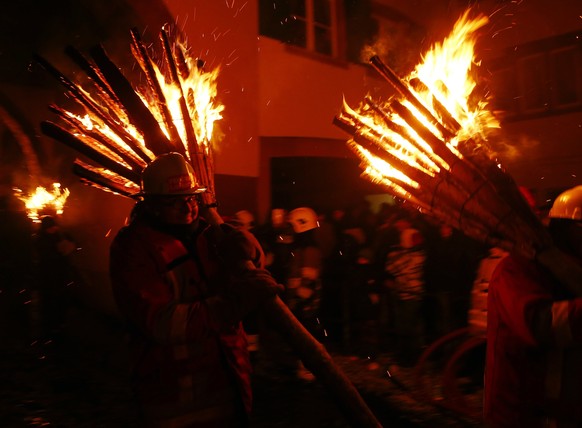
[408, 10, 498, 142]
[146, 44, 224, 157]
[345, 11, 496, 191]
[14, 183, 70, 222]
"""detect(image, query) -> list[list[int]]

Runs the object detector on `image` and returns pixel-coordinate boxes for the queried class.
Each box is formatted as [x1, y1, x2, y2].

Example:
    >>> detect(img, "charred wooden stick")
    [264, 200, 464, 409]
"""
[64, 45, 121, 106]
[340, 109, 441, 175]
[37, 56, 153, 165]
[130, 28, 185, 153]
[73, 160, 138, 197]
[41, 121, 141, 184]
[36, 52, 154, 164]
[63, 47, 152, 162]
[160, 28, 215, 201]
[48, 104, 146, 173]
[159, 29, 203, 176]
[89, 44, 171, 156]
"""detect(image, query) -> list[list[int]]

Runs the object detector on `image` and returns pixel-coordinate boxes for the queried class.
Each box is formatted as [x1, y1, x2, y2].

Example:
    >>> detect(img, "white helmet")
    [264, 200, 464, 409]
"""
[288, 207, 319, 233]
[136, 152, 206, 197]
[549, 186, 582, 221]
[271, 208, 287, 228]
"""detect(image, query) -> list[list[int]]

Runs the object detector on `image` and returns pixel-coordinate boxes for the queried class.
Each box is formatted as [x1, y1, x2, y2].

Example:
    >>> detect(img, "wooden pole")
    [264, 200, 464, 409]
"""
[206, 209, 382, 427]
[263, 297, 383, 428]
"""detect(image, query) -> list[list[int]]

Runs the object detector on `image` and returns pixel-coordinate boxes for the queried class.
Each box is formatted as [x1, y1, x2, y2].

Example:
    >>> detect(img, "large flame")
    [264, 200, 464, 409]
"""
[409, 10, 498, 142]
[339, 11, 499, 194]
[147, 46, 224, 158]
[14, 183, 70, 223]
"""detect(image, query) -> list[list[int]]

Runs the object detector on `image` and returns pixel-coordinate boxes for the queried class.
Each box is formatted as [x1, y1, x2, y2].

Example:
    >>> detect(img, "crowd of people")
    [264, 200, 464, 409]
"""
[238, 186, 582, 427]
[227, 198, 491, 370]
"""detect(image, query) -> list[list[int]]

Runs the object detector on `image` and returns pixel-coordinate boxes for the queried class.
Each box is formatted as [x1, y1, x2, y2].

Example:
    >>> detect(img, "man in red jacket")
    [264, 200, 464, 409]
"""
[484, 186, 582, 427]
[110, 152, 281, 427]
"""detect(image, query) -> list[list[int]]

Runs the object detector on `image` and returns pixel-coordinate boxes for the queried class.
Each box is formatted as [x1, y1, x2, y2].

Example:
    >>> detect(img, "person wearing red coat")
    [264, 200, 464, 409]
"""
[484, 186, 582, 427]
[110, 153, 281, 427]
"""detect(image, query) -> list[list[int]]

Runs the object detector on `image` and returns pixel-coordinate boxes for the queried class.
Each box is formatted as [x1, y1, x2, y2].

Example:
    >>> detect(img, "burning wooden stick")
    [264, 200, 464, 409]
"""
[335, 12, 582, 297]
[159, 26, 217, 205]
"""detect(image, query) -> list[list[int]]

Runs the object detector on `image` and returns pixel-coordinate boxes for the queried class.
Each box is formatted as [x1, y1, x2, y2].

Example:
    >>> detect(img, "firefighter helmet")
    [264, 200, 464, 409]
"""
[288, 207, 318, 233]
[548, 186, 582, 221]
[136, 152, 206, 197]
[271, 208, 287, 228]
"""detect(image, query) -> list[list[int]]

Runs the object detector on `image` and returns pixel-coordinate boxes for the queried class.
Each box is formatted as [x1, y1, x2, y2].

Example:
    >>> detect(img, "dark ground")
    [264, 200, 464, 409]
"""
[0, 283, 484, 428]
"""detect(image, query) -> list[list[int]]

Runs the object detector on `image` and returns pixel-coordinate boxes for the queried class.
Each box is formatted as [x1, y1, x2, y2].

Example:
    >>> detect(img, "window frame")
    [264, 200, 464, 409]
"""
[290, 0, 341, 59]
[487, 31, 582, 122]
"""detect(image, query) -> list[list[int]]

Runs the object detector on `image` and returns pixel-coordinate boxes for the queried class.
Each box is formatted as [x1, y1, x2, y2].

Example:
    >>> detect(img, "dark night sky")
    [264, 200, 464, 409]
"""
[0, 0, 171, 86]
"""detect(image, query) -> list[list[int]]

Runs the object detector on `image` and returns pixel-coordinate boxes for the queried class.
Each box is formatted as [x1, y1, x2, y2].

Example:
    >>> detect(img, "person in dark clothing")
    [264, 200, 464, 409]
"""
[286, 207, 323, 380]
[0, 195, 34, 341]
[255, 208, 294, 286]
[423, 222, 485, 343]
[485, 185, 582, 427]
[110, 152, 282, 427]
[33, 214, 77, 339]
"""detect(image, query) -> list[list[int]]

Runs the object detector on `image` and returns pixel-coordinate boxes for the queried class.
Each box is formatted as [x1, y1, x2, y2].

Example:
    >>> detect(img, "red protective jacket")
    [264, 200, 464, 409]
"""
[484, 254, 582, 427]
[110, 218, 252, 427]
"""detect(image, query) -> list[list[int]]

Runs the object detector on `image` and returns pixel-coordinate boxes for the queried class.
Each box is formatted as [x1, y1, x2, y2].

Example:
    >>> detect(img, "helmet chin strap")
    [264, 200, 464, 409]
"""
[152, 216, 201, 240]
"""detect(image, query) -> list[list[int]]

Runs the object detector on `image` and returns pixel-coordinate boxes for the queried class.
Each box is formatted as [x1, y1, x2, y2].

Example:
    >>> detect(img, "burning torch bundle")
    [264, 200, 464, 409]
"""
[334, 12, 582, 294]
[36, 26, 222, 206]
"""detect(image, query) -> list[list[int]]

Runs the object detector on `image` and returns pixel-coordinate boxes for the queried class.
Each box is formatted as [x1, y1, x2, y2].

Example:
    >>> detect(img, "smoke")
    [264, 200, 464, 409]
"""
[359, 21, 424, 75]
[360, 27, 393, 63]
[492, 133, 541, 162]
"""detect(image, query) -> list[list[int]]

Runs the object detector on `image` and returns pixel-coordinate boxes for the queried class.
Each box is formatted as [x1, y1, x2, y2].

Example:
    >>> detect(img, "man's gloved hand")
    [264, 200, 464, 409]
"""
[225, 267, 284, 318]
[234, 268, 285, 303]
[207, 268, 284, 329]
